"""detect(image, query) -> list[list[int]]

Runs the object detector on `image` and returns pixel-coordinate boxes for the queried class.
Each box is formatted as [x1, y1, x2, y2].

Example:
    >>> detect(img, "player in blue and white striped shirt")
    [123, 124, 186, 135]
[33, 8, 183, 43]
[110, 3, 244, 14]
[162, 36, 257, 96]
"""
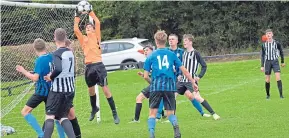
[143, 30, 198, 138]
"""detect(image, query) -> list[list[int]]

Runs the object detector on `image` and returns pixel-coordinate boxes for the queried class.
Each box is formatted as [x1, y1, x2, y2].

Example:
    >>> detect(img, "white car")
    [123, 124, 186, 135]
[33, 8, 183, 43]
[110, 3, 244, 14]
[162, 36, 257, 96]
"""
[101, 37, 151, 71]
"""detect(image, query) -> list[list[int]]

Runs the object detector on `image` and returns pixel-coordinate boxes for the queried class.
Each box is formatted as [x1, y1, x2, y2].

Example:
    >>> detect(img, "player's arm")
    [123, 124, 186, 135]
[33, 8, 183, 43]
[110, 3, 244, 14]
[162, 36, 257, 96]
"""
[46, 55, 62, 81]
[261, 44, 265, 67]
[196, 51, 207, 79]
[89, 11, 101, 44]
[277, 42, 285, 66]
[74, 13, 84, 46]
[16, 65, 39, 82]
[143, 57, 152, 84]
[177, 49, 184, 77]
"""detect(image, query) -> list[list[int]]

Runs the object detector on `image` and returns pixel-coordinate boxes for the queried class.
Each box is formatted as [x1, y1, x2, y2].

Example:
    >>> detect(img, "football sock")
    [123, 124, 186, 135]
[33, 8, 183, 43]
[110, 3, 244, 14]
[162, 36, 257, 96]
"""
[134, 103, 142, 121]
[24, 113, 43, 137]
[44, 119, 54, 138]
[61, 119, 75, 138]
[266, 82, 270, 96]
[107, 96, 117, 112]
[70, 117, 81, 138]
[191, 99, 204, 115]
[201, 100, 215, 115]
[277, 80, 283, 96]
[168, 114, 178, 127]
[148, 118, 156, 135]
[90, 94, 97, 109]
[55, 120, 65, 138]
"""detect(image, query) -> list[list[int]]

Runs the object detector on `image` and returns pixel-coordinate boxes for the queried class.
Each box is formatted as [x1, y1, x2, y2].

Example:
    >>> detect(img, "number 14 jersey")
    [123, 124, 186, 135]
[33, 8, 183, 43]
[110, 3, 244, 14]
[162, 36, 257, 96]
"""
[144, 48, 182, 92]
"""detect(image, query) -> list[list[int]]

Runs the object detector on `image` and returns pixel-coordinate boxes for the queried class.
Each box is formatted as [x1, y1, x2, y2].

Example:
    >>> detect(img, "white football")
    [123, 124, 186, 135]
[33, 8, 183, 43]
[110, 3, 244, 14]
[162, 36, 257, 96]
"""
[77, 1, 91, 13]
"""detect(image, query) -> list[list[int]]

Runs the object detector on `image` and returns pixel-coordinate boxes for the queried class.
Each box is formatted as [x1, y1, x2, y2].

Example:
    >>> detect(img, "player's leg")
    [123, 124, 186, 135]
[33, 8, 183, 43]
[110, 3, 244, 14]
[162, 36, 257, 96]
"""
[58, 93, 75, 138]
[183, 90, 210, 118]
[156, 98, 164, 120]
[148, 92, 162, 138]
[22, 94, 45, 137]
[164, 92, 181, 138]
[97, 63, 120, 124]
[44, 92, 59, 137]
[68, 107, 81, 138]
[192, 91, 220, 120]
[85, 65, 100, 121]
[55, 120, 65, 138]
[131, 87, 149, 123]
[272, 60, 283, 98]
[264, 60, 272, 99]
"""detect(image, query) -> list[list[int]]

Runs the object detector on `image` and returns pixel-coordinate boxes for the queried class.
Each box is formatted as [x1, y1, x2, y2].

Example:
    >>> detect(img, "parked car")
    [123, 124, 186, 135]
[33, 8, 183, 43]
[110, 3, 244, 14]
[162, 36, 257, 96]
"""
[101, 37, 151, 71]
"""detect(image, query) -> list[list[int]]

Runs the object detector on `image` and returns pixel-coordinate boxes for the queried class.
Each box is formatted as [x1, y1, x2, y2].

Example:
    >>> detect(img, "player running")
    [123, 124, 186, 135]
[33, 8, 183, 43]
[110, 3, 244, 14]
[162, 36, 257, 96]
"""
[261, 29, 285, 99]
[144, 30, 198, 138]
[16, 38, 64, 138]
[176, 34, 220, 120]
[74, 8, 119, 123]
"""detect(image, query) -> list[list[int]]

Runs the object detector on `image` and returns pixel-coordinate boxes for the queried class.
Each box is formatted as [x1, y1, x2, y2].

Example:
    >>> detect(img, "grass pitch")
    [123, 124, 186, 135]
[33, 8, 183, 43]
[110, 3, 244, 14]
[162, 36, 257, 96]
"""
[1, 57, 289, 138]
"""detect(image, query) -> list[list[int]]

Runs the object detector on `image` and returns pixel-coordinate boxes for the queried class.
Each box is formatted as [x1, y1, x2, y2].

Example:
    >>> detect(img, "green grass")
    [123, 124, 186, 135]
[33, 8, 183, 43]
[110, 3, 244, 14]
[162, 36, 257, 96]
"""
[1, 57, 289, 138]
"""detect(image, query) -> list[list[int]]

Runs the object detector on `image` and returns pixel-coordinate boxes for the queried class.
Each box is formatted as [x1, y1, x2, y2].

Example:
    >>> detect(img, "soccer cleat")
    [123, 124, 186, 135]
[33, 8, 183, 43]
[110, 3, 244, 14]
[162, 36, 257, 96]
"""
[173, 125, 181, 138]
[129, 119, 140, 123]
[162, 120, 170, 123]
[213, 113, 220, 120]
[202, 113, 211, 117]
[89, 106, 99, 121]
[280, 95, 284, 99]
[113, 112, 120, 124]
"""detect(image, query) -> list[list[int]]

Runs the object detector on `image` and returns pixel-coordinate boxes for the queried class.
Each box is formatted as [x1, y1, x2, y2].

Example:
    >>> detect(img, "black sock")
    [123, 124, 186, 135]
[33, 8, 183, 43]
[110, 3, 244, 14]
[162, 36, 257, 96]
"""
[201, 100, 215, 115]
[277, 80, 283, 96]
[90, 95, 97, 109]
[161, 109, 164, 117]
[44, 119, 54, 138]
[134, 103, 142, 121]
[70, 117, 81, 138]
[266, 82, 270, 96]
[61, 119, 75, 138]
[107, 96, 116, 112]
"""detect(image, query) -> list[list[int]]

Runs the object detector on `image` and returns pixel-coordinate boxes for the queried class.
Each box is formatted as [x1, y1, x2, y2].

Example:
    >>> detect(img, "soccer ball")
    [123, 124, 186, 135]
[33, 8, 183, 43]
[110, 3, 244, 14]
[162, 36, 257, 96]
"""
[77, 1, 91, 13]
[261, 35, 267, 42]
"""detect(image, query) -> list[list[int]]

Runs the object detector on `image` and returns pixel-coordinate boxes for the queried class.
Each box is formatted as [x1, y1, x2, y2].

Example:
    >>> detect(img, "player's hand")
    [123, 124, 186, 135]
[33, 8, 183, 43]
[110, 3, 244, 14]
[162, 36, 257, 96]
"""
[281, 63, 285, 67]
[192, 82, 198, 92]
[195, 77, 200, 82]
[137, 71, 144, 77]
[74, 8, 80, 17]
[260, 67, 264, 72]
[16, 65, 25, 73]
[44, 72, 52, 82]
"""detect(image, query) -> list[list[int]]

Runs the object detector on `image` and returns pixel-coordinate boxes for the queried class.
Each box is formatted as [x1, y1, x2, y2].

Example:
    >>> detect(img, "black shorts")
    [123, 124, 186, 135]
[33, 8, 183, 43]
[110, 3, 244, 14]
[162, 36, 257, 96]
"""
[85, 62, 108, 87]
[177, 82, 194, 95]
[149, 91, 175, 110]
[264, 60, 281, 75]
[141, 86, 150, 98]
[26, 94, 47, 108]
[45, 91, 74, 120]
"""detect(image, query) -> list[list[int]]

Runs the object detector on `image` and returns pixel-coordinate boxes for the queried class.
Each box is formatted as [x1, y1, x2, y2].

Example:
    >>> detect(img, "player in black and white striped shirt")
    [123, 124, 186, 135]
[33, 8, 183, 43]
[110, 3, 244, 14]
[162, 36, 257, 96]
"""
[176, 34, 220, 120]
[261, 29, 285, 99]
[44, 28, 76, 138]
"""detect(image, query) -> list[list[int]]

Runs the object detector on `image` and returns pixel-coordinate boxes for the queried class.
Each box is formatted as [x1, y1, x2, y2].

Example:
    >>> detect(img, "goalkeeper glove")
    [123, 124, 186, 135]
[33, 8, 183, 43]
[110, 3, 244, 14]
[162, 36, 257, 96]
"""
[75, 8, 80, 17]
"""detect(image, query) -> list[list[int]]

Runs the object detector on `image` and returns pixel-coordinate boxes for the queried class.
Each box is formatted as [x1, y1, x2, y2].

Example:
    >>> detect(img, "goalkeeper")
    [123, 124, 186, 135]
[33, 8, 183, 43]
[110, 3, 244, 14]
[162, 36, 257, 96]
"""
[74, 6, 120, 124]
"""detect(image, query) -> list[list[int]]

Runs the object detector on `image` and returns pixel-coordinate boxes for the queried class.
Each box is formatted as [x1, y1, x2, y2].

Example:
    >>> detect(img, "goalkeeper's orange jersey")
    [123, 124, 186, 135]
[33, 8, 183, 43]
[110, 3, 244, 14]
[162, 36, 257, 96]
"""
[74, 12, 102, 64]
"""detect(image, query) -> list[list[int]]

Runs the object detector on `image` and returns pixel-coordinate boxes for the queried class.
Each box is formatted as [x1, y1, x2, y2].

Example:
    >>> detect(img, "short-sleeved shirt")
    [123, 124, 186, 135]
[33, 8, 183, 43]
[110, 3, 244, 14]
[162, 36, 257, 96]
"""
[167, 47, 184, 77]
[144, 48, 182, 92]
[34, 54, 53, 96]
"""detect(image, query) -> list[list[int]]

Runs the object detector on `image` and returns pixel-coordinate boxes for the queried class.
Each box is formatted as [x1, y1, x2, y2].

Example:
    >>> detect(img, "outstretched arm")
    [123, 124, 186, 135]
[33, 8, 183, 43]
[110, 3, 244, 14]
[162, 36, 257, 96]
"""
[16, 65, 39, 82]
[89, 11, 101, 44]
[74, 16, 84, 46]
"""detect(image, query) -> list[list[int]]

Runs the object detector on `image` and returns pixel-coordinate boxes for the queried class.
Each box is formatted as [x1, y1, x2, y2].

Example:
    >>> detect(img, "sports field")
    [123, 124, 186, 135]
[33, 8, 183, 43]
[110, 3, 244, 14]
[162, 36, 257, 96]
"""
[1, 57, 289, 138]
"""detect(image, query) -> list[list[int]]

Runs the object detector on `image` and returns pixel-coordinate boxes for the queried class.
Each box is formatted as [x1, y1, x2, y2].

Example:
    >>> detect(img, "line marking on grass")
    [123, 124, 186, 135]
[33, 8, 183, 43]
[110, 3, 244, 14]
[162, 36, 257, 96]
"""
[176, 78, 261, 105]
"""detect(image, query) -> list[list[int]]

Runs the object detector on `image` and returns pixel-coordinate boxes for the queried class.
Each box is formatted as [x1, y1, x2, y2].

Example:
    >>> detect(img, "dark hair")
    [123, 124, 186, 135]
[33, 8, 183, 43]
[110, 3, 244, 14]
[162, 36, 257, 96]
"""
[85, 22, 95, 29]
[143, 44, 154, 51]
[54, 28, 67, 42]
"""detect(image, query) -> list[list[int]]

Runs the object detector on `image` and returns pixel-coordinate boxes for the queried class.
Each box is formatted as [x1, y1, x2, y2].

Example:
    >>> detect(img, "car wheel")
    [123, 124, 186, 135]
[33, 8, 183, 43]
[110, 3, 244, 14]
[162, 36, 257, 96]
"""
[121, 61, 137, 70]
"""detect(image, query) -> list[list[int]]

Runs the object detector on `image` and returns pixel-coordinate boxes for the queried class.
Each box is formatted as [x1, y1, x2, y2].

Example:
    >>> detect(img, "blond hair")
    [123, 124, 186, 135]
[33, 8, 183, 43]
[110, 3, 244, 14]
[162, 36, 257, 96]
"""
[183, 34, 194, 42]
[33, 38, 46, 52]
[154, 30, 167, 45]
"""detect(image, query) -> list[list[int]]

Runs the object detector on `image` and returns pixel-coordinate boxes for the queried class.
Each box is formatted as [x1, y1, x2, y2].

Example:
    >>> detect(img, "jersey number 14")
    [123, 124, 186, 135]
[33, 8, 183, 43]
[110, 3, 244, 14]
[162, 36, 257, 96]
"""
[157, 55, 169, 69]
